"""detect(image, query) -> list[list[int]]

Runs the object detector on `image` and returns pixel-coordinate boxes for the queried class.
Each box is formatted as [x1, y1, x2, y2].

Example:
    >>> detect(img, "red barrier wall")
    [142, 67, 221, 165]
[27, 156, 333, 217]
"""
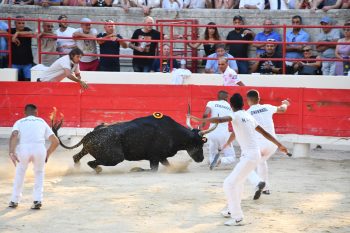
[1, 82, 349, 137]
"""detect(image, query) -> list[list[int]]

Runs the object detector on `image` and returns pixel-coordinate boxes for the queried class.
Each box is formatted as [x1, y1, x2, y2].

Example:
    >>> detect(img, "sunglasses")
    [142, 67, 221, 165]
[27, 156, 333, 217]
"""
[303, 49, 311, 52]
[292, 21, 301, 24]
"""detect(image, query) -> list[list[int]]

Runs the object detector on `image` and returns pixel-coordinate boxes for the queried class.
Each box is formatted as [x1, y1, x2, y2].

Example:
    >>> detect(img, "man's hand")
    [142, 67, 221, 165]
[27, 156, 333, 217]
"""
[278, 144, 288, 155]
[281, 99, 290, 106]
[9, 152, 19, 167]
[79, 80, 89, 90]
[12, 37, 20, 46]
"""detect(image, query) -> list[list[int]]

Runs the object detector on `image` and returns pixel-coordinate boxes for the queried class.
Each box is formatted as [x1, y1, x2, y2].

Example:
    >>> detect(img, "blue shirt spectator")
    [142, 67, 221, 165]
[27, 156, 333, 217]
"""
[253, 19, 282, 55]
[286, 16, 310, 59]
[0, 21, 8, 57]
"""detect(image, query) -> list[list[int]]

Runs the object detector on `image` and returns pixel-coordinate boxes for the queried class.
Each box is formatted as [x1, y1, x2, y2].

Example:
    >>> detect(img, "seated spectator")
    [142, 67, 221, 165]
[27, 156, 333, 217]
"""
[97, 19, 127, 72]
[218, 57, 244, 86]
[293, 46, 322, 75]
[251, 39, 282, 74]
[4, 0, 33, 4]
[171, 59, 192, 84]
[239, 0, 265, 10]
[127, 0, 161, 15]
[34, 0, 60, 6]
[38, 48, 88, 90]
[253, 18, 282, 55]
[269, 0, 289, 9]
[311, 0, 342, 11]
[214, 0, 236, 8]
[295, 0, 312, 8]
[205, 43, 238, 74]
[183, 0, 208, 8]
[286, 15, 310, 60]
[162, 0, 184, 10]
[151, 44, 179, 72]
[62, 0, 86, 5]
[342, 0, 350, 8]
[188, 22, 221, 66]
[38, 21, 59, 67]
[0, 20, 8, 68]
[91, 0, 113, 6]
[316, 16, 341, 76]
[73, 18, 99, 71]
[335, 23, 350, 76]
[56, 15, 77, 55]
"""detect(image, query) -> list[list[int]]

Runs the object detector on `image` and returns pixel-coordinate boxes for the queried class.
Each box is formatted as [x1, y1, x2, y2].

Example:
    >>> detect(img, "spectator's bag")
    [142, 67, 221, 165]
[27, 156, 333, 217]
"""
[299, 65, 318, 75]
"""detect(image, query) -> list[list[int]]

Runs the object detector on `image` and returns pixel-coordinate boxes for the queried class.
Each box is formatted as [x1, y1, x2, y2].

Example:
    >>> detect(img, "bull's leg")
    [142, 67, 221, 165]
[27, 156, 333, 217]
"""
[160, 159, 170, 167]
[73, 148, 88, 164]
[150, 160, 159, 172]
[87, 160, 103, 174]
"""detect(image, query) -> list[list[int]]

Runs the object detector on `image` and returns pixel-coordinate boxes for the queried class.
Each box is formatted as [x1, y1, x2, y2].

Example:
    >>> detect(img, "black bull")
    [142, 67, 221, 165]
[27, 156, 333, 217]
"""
[52, 114, 217, 173]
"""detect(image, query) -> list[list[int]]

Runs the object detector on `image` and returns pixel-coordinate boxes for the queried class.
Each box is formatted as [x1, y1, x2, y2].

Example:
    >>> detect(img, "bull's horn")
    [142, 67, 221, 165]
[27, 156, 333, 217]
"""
[199, 123, 218, 136]
[186, 115, 193, 130]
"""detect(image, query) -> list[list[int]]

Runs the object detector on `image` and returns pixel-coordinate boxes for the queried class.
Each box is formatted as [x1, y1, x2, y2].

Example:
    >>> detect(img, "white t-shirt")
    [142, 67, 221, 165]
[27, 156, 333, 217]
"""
[40, 55, 80, 82]
[239, 0, 265, 10]
[75, 28, 98, 63]
[162, 0, 183, 9]
[247, 104, 277, 139]
[133, 0, 161, 7]
[183, 0, 206, 8]
[171, 68, 191, 84]
[206, 100, 233, 132]
[230, 110, 260, 151]
[12, 116, 54, 145]
[223, 66, 240, 86]
[269, 0, 288, 10]
[56, 27, 77, 54]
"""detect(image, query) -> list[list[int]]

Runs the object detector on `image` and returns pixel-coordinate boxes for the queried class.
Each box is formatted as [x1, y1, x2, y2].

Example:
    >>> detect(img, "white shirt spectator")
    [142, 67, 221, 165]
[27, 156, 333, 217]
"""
[75, 27, 98, 63]
[131, 0, 161, 7]
[56, 27, 76, 54]
[223, 66, 240, 86]
[162, 0, 183, 9]
[40, 55, 80, 82]
[269, 0, 289, 10]
[183, 0, 206, 8]
[171, 67, 192, 84]
[239, 0, 265, 10]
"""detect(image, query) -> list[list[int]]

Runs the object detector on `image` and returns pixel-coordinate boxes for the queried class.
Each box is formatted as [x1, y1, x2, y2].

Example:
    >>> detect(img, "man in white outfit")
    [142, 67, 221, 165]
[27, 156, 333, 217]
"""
[200, 90, 236, 167]
[8, 104, 59, 210]
[190, 93, 288, 226]
[246, 89, 290, 199]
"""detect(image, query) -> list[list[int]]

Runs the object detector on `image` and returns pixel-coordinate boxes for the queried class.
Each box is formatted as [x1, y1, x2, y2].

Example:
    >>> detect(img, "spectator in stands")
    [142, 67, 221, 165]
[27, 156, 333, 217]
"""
[91, 0, 113, 6]
[171, 59, 192, 84]
[218, 57, 245, 86]
[34, 0, 60, 6]
[56, 15, 77, 55]
[253, 18, 282, 55]
[62, 0, 86, 5]
[126, 0, 161, 15]
[342, 0, 350, 8]
[162, 0, 184, 10]
[97, 19, 127, 72]
[269, 0, 289, 9]
[295, 0, 312, 8]
[214, 0, 236, 8]
[38, 48, 88, 90]
[316, 16, 341, 76]
[0, 21, 8, 68]
[183, 0, 209, 8]
[226, 15, 255, 74]
[38, 21, 59, 67]
[10, 16, 34, 81]
[151, 43, 179, 72]
[239, 0, 265, 9]
[311, 0, 342, 11]
[286, 15, 310, 61]
[251, 39, 282, 74]
[188, 22, 221, 66]
[335, 23, 350, 76]
[4, 0, 33, 4]
[205, 43, 238, 74]
[293, 45, 322, 75]
[73, 18, 99, 71]
[129, 16, 161, 72]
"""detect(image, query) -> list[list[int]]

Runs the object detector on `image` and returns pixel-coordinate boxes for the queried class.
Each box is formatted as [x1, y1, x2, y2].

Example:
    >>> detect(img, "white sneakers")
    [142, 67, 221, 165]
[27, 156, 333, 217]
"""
[220, 209, 231, 218]
[224, 218, 244, 226]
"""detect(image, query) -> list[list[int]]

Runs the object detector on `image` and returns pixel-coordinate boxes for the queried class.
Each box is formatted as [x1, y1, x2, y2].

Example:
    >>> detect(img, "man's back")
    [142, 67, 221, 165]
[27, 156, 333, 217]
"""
[247, 104, 277, 137]
[206, 100, 233, 132]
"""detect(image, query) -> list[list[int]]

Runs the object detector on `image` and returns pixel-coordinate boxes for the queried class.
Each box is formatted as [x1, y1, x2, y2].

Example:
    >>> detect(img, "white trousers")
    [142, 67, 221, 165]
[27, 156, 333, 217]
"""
[248, 141, 277, 190]
[223, 149, 260, 220]
[208, 131, 235, 165]
[11, 143, 46, 203]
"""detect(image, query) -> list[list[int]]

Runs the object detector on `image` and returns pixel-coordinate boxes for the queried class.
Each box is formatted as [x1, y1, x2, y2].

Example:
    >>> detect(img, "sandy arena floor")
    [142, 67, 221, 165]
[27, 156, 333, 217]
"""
[0, 139, 349, 233]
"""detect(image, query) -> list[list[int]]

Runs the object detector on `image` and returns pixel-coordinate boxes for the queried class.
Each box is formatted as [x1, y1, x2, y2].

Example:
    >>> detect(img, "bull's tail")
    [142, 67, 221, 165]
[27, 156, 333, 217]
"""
[50, 108, 84, 150]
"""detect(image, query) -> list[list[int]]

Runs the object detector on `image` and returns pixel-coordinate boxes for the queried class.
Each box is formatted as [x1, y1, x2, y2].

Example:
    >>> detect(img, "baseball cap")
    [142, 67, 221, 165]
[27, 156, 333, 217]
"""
[58, 14, 67, 20]
[80, 18, 92, 23]
[233, 15, 243, 21]
[180, 59, 186, 65]
[320, 16, 331, 24]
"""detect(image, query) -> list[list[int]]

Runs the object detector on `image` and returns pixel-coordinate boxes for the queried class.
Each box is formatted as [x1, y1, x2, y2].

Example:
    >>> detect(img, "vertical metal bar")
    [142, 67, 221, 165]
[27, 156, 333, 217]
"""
[38, 18, 42, 64]
[282, 24, 286, 74]
[169, 24, 174, 72]
[7, 17, 12, 68]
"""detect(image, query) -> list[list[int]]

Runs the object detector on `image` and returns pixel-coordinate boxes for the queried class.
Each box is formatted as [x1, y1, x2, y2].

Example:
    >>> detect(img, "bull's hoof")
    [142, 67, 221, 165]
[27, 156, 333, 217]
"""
[94, 166, 102, 174]
[130, 167, 145, 172]
[74, 162, 81, 168]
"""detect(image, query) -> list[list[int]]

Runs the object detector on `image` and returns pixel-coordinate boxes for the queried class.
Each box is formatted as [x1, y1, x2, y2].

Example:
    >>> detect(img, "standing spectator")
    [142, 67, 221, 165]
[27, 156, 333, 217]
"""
[226, 15, 255, 74]
[286, 15, 310, 61]
[218, 57, 244, 86]
[251, 39, 283, 74]
[34, 0, 60, 6]
[0, 20, 8, 68]
[56, 15, 77, 55]
[253, 18, 282, 55]
[316, 16, 341, 76]
[8, 104, 59, 210]
[127, 0, 161, 15]
[205, 43, 238, 74]
[91, 0, 113, 6]
[38, 48, 89, 90]
[73, 18, 99, 71]
[97, 20, 127, 72]
[335, 23, 350, 76]
[239, 0, 265, 9]
[188, 22, 221, 66]
[162, 0, 184, 10]
[292, 46, 322, 75]
[10, 16, 34, 81]
[311, 0, 342, 11]
[129, 16, 161, 72]
[214, 0, 236, 8]
[151, 43, 179, 72]
[38, 21, 59, 67]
